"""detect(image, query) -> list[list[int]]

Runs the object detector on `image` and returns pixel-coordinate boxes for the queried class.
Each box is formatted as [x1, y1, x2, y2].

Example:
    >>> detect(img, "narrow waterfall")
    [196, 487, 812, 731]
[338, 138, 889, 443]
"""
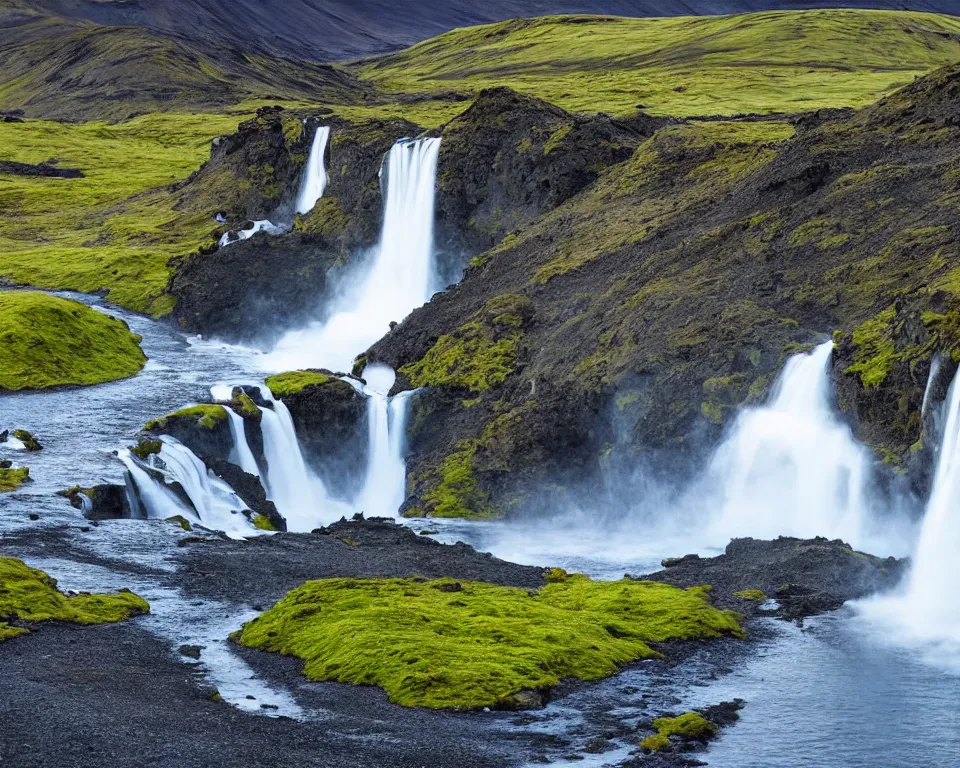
[218, 220, 285, 248]
[891, 368, 960, 641]
[296, 125, 330, 215]
[352, 364, 414, 518]
[705, 341, 872, 546]
[222, 407, 260, 477]
[921, 354, 942, 419]
[257, 394, 348, 532]
[263, 137, 443, 373]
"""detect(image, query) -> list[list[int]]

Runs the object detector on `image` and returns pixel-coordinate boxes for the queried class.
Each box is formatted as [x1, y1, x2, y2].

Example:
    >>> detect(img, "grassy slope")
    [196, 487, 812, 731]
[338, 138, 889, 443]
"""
[235, 572, 743, 709]
[0, 556, 149, 641]
[0, 112, 244, 314]
[360, 10, 960, 118]
[0, 291, 146, 389]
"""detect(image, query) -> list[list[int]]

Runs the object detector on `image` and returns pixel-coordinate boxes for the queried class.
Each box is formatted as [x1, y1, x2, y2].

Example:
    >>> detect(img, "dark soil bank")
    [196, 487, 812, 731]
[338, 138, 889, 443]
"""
[0, 519, 903, 768]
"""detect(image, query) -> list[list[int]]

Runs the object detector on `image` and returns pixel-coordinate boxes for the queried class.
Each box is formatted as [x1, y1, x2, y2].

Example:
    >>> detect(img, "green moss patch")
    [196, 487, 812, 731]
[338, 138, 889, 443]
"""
[0, 292, 146, 391]
[234, 573, 744, 710]
[0, 557, 149, 641]
[641, 712, 717, 751]
[145, 404, 227, 432]
[0, 467, 30, 492]
[734, 589, 767, 601]
[265, 370, 336, 398]
[401, 295, 529, 393]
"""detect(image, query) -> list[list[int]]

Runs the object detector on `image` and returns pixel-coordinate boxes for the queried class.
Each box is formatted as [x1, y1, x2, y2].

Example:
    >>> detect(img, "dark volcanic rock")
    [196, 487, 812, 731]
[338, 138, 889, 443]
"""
[643, 536, 906, 620]
[206, 459, 286, 532]
[176, 516, 546, 605]
[65, 484, 130, 521]
[434, 87, 650, 268]
[0, 160, 82, 178]
[272, 374, 368, 501]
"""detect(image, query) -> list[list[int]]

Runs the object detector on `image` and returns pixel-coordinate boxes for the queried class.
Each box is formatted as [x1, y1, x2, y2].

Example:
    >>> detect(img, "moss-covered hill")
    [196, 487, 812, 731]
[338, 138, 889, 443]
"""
[368, 61, 960, 517]
[359, 11, 960, 118]
[0, 291, 146, 390]
[0, 556, 149, 641]
[234, 571, 743, 709]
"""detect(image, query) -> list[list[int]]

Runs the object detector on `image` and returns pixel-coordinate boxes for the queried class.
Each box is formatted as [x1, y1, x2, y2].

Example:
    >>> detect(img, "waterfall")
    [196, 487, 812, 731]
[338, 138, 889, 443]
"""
[351, 364, 414, 518]
[263, 137, 443, 373]
[904, 367, 960, 634]
[222, 407, 261, 477]
[257, 393, 348, 532]
[119, 448, 192, 522]
[705, 341, 872, 546]
[296, 125, 330, 215]
[218, 219, 286, 248]
[921, 354, 942, 419]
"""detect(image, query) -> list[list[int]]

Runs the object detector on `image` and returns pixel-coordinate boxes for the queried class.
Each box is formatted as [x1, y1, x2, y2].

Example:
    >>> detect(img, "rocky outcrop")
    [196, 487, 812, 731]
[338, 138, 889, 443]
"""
[369, 63, 960, 517]
[0, 161, 82, 178]
[645, 536, 905, 621]
[65, 484, 129, 521]
[267, 372, 368, 500]
[170, 111, 420, 342]
[205, 460, 286, 532]
[433, 87, 653, 268]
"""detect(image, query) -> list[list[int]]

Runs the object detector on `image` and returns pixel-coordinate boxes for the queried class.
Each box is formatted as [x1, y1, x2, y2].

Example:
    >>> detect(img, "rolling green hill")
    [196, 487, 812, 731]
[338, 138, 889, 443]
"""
[359, 11, 960, 117]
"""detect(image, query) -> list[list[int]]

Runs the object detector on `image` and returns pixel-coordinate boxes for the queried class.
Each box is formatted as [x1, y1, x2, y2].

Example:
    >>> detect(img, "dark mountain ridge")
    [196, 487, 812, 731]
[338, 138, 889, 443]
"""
[13, 0, 960, 62]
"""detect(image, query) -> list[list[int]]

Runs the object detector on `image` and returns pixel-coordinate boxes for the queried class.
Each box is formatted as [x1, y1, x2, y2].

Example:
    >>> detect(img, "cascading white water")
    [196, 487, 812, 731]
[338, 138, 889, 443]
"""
[262, 137, 442, 373]
[921, 354, 942, 419]
[296, 125, 330, 215]
[222, 407, 261, 477]
[218, 219, 286, 248]
[256, 393, 348, 531]
[149, 436, 255, 538]
[119, 448, 193, 522]
[857, 367, 960, 659]
[705, 341, 873, 546]
[350, 364, 414, 518]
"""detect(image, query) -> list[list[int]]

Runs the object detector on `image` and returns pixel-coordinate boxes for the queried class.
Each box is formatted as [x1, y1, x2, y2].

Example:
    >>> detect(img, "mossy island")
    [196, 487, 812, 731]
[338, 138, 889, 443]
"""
[0, 292, 146, 391]
[234, 570, 744, 710]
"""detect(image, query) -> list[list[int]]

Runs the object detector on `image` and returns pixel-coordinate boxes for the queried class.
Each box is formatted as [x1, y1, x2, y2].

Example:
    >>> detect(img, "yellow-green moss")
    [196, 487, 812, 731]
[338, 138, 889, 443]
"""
[251, 513, 277, 532]
[0, 557, 149, 641]
[0, 467, 30, 492]
[641, 712, 717, 751]
[400, 296, 528, 393]
[421, 440, 492, 519]
[145, 404, 227, 432]
[234, 574, 744, 710]
[294, 198, 349, 239]
[264, 370, 336, 398]
[0, 292, 146, 391]
[734, 589, 767, 601]
[844, 306, 897, 389]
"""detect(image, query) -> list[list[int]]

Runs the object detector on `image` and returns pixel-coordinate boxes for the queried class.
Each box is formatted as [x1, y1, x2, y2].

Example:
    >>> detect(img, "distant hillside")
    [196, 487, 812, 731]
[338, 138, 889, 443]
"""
[10, 0, 960, 62]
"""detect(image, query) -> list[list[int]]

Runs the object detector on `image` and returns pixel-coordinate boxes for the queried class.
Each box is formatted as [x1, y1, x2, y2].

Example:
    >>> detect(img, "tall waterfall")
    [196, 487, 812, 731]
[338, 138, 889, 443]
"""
[257, 392, 348, 532]
[263, 137, 442, 373]
[119, 438, 256, 539]
[351, 364, 414, 518]
[296, 125, 330, 215]
[705, 341, 873, 546]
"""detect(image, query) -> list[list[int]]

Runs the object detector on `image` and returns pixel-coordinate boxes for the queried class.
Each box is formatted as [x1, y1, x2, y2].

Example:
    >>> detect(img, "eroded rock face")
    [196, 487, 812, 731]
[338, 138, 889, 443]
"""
[206, 460, 286, 532]
[171, 113, 420, 342]
[272, 375, 368, 500]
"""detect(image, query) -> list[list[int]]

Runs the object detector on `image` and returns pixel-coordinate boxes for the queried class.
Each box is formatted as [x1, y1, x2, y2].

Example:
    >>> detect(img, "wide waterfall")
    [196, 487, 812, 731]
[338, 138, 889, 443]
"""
[705, 341, 873, 546]
[120, 437, 256, 538]
[296, 125, 330, 215]
[263, 137, 442, 373]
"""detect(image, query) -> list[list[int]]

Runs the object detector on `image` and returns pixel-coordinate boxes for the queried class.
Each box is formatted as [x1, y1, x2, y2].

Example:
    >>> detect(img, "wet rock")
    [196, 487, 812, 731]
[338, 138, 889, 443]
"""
[63, 484, 130, 521]
[661, 554, 701, 568]
[13, 430, 42, 452]
[645, 536, 906, 620]
[0, 160, 82, 178]
[178, 644, 203, 659]
[205, 459, 286, 532]
[496, 689, 545, 711]
[0, 460, 10, 469]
